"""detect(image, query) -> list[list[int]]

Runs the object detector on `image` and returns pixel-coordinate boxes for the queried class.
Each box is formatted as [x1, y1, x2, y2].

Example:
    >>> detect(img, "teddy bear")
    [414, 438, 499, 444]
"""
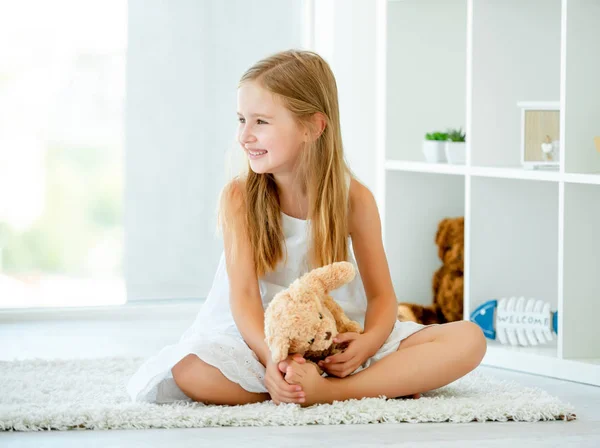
[264, 261, 363, 374]
[397, 216, 464, 325]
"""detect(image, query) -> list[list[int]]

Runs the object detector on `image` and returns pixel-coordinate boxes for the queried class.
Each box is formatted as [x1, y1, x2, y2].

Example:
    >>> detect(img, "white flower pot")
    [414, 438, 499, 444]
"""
[422, 140, 447, 163]
[445, 141, 466, 165]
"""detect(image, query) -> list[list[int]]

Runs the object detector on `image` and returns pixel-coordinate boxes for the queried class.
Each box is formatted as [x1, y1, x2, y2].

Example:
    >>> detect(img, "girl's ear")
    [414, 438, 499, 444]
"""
[436, 219, 451, 260]
[304, 112, 327, 142]
[313, 112, 327, 137]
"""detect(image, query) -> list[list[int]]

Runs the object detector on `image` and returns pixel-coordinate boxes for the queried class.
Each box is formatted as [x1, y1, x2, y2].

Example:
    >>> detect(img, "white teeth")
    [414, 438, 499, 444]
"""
[249, 150, 267, 156]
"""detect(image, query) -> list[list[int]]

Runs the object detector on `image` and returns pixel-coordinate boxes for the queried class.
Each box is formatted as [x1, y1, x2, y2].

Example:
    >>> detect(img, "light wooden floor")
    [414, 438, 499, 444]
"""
[1, 314, 599, 447]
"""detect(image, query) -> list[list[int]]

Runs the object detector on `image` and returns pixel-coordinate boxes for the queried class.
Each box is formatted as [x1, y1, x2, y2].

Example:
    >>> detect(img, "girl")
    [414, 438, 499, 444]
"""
[126, 49, 486, 407]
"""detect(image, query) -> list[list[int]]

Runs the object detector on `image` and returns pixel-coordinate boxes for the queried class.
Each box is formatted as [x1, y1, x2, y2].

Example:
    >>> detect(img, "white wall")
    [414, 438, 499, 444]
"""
[125, 0, 305, 301]
[386, 0, 466, 162]
[564, 0, 600, 174]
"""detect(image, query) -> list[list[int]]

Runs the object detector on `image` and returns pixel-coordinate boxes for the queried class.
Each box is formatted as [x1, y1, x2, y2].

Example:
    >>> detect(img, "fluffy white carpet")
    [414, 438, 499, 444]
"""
[0, 356, 575, 431]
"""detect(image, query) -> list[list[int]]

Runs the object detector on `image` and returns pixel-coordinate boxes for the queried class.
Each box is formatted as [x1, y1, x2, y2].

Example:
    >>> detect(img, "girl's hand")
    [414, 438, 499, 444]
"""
[318, 332, 376, 378]
[265, 355, 306, 405]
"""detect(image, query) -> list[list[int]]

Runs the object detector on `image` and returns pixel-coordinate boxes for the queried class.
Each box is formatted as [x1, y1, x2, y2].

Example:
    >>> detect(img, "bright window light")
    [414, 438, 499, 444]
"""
[0, 0, 127, 308]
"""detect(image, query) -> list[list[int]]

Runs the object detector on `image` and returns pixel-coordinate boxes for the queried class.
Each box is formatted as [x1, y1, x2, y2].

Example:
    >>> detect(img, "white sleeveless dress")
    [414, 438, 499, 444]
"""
[126, 188, 428, 404]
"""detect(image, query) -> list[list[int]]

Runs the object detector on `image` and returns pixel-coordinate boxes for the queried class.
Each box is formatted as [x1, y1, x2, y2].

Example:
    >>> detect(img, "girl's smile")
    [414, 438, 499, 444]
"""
[246, 148, 269, 159]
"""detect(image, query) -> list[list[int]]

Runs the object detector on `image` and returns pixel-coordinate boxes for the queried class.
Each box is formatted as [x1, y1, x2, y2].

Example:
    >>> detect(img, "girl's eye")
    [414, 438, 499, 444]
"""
[237, 118, 267, 124]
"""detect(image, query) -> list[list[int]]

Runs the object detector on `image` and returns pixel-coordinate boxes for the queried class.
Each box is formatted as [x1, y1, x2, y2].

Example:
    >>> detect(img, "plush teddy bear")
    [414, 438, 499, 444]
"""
[264, 261, 363, 373]
[397, 217, 464, 325]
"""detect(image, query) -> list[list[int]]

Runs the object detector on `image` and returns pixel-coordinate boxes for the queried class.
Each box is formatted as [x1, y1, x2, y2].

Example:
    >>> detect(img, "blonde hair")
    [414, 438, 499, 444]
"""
[219, 49, 352, 277]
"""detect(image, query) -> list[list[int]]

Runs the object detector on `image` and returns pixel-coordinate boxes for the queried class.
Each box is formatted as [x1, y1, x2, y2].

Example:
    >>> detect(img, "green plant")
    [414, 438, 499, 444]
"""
[446, 127, 466, 142]
[424, 131, 449, 141]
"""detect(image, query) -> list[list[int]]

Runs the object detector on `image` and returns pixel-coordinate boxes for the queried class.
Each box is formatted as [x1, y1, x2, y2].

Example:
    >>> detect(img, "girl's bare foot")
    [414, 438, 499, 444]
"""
[399, 393, 421, 399]
[277, 354, 306, 375]
[284, 360, 330, 407]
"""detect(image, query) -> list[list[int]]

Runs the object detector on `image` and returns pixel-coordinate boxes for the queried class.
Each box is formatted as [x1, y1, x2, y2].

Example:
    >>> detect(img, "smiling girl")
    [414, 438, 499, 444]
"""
[126, 49, 486, 407]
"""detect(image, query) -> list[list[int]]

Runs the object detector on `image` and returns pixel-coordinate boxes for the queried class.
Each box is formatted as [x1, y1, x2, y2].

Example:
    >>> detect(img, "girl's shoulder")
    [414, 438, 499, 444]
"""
[348, 177, 375, 211]
[220, 177, 246, 205]
[348, 178, 378, 235]
[223, 176, 245, 193]
[218, 178, 248, 225]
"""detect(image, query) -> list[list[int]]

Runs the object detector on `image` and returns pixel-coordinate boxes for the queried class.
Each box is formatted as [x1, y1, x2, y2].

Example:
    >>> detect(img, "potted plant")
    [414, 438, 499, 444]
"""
[445, 127, 466, 165]
[422, 131, 448, 163]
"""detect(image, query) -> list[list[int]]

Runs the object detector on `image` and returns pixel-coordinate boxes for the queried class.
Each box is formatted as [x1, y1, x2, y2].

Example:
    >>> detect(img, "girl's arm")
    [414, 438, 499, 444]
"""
[220, 181, 307, 404]
[348, 180, 398, 354]
[221, 181, 271, 366]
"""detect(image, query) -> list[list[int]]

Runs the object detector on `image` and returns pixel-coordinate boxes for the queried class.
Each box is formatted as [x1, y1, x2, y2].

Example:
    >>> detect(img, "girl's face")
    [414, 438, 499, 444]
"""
[237, 81, 306, 175]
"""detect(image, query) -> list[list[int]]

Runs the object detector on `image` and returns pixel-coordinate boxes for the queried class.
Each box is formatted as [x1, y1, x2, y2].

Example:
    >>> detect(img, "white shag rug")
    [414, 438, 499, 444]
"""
[0, 356, 575, 431]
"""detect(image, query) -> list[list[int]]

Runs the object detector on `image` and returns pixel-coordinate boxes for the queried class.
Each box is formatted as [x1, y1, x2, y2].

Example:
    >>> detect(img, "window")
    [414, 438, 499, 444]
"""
[0, 1, 127, 308]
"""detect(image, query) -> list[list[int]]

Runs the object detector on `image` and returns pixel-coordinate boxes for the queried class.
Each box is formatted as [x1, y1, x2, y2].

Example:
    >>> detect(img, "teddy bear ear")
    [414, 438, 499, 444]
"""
[330, 261, 356, 286]
[302, 261, 355, 294]
[435, 218, 450, 247]
[266, 335, 290, 364]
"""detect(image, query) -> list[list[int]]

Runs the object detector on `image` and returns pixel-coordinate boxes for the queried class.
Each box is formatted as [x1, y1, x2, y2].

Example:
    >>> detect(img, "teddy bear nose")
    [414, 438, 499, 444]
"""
[325, 332, 332, 340]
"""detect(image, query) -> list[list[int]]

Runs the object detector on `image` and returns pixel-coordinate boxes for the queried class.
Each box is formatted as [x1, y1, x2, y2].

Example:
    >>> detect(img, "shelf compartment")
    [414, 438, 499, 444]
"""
[385, 171, 465, 308]
[561, 183, 600, 360]
[470, 0, 561, 168]
[469, 177, 559, 319]
[385, 160, 466, 176]
[563, 0, 600, 175]
[386, 0, 466, 162]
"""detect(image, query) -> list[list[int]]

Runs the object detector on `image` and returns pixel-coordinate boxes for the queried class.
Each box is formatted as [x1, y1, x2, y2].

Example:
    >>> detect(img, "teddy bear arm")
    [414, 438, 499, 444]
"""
[342, 319, 363, 334]
[323, 295, 363, 333]
[265, 334, 291, 364]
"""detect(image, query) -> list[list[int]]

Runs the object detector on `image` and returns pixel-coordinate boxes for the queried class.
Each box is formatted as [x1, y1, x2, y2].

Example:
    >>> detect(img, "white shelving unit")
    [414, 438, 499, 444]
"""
[376, 0, 600, 386]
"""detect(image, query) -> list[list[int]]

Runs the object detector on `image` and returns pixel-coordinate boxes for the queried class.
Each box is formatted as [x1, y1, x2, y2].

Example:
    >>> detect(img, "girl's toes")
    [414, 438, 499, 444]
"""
[278, 361, 288, 374]
[285, 366, 295, 383]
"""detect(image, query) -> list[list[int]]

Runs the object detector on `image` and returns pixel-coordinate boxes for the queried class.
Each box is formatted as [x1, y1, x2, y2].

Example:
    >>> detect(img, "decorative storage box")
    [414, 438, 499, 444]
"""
[517, 101, 560, 170]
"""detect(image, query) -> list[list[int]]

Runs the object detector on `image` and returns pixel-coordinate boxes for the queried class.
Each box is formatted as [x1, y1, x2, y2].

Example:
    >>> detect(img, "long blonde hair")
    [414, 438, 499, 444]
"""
[219, 50, 352, 277]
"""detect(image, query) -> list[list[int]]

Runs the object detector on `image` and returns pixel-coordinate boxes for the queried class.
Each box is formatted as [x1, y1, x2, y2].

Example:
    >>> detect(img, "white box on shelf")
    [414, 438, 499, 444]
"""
[518, 101, 560, 170]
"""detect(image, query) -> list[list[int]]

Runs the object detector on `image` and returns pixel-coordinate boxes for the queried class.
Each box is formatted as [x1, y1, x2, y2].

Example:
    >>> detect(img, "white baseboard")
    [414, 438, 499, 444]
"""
[0, 299, 205, 322]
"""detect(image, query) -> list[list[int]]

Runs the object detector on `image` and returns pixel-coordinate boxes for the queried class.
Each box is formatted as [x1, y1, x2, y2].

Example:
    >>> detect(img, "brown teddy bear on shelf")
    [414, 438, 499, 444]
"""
[264, 261, 363, 374]
[397, 217, 464, 325]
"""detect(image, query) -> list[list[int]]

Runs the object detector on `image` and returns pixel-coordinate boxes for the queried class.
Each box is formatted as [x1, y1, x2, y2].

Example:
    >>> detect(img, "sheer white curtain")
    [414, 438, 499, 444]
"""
[125, 0, 305, 301]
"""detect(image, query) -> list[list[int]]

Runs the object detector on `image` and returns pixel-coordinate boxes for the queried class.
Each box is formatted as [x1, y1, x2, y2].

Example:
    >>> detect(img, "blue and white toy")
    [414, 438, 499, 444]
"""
[470, 297, 558, 346]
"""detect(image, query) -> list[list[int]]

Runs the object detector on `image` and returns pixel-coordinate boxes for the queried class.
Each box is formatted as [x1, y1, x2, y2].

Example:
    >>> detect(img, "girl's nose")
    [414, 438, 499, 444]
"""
[239, 125, 257, 145]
